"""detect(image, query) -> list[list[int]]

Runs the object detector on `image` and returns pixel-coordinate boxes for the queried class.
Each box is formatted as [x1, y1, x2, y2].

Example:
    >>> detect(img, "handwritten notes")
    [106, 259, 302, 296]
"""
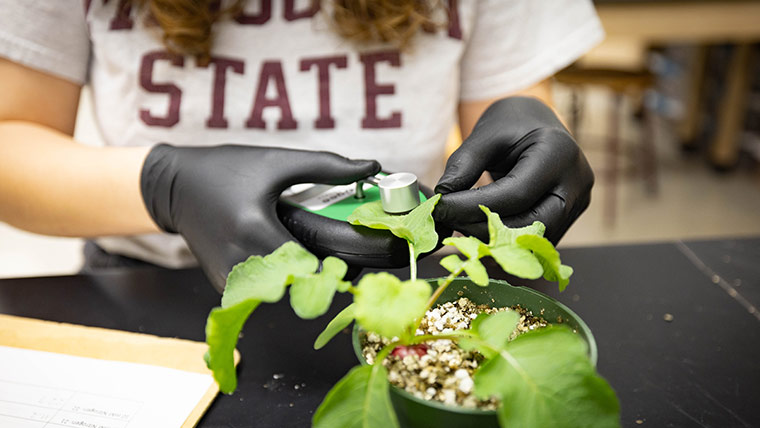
[0, 345, 214, 428]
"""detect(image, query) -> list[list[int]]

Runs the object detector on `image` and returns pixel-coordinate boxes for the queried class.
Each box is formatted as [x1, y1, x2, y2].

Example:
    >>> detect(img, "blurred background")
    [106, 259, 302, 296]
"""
[1, 0, 759, 278]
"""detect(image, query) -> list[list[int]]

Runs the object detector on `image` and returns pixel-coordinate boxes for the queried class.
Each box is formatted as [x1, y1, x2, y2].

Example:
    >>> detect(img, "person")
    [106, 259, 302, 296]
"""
[0, 0, 601, 291]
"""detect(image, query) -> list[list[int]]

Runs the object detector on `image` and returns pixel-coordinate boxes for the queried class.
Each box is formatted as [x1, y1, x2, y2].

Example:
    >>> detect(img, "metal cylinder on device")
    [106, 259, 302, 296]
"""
[376, 172, 421, 214]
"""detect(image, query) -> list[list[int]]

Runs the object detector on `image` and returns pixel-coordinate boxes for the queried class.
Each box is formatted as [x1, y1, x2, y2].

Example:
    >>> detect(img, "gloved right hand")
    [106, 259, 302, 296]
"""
[434, 97, 594, 244]
[140, 144, 381, 292]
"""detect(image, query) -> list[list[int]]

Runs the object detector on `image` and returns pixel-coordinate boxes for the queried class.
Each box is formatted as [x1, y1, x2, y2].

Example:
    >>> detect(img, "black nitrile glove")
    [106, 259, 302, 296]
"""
[434, 97, 594, 244]
[141, 144, 380, 292]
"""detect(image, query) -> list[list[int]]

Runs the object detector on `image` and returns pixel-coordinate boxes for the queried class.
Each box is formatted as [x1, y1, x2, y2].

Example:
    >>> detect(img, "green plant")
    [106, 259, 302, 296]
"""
[204, 195, 621, 427]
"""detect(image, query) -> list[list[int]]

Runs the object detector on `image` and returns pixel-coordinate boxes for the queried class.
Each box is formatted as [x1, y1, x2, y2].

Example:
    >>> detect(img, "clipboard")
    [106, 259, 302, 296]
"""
[0, 314, 237, 428]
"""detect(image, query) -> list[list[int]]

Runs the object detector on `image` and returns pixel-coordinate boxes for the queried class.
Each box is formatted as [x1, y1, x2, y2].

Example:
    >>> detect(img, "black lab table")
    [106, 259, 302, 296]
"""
[1, 237, 758, 427]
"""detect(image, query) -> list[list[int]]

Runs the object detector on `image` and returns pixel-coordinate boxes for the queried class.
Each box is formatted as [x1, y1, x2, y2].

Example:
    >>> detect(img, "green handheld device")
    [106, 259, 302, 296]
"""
[277, 173, 437, 270]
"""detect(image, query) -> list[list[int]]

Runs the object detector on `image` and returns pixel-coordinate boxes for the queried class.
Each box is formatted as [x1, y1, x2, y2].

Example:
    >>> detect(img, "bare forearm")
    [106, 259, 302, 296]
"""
[0, 121, 159, 237]
[458, 79, 556, 139]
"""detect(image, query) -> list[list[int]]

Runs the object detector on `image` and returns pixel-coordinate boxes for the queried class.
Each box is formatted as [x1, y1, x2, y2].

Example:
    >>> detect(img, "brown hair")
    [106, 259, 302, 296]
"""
[129, 0, 445, 63]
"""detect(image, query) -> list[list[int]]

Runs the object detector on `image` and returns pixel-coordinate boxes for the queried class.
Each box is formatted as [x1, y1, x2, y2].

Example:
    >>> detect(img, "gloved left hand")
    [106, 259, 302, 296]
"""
[140, 144, 380, 292]
[434, 96, 594, 244]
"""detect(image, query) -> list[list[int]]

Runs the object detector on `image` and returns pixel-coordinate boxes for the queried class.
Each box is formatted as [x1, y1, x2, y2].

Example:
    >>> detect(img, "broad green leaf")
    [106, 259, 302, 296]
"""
[483, 205, 511, 246]
[222, 241, 318, 307]
[480, 206, 544, 279]
[442, 236, 489, 259]
[205, 299, 260, 394]
[455, 313, 486, 355]
[558, 265, 574, 286]
[468, 312, 489, 333]
[473, 310, 520, 354]
[440, 254, 465, 273]
[348, 194, 441, 259]
[488, 245, 543, 279]
[516, 234, 573, 291]
[440, 254, 489, 286]
[478, 206, 572, 288]
[353, 273, 431, 338]
[208, 241, 332, 394]
[290, 257, 350, 319]
[314, 304, 356, 350]
[462, 259, 488, 286]
[482, 205, 546, 245]
[399, 194, 441, 258]
[458, 311, 520, 358]
[442, 236, 490, 285]
[313, 364, 399, 428]
[474, 326, 620, 428]
[453, 336, 479, 354]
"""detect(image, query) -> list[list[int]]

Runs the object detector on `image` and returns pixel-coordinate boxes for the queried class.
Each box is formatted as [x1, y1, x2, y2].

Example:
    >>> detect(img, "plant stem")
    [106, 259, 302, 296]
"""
[406, 332, 472, 344]
[408, 241, 417, 281]
[424, 267, 464, 314]
[375, 341, 400, 364]
[410, 265, 465, 333]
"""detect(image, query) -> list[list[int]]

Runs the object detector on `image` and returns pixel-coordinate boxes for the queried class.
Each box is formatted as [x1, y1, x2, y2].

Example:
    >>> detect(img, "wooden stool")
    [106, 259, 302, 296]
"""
[555, 66, 658, 226]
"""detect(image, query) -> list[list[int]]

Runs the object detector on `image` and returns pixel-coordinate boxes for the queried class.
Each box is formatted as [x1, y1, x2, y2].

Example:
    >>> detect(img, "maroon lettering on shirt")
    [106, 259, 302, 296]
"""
[246, 61, 298, 130]
[285, 0, 320, 21]
[139, 51, 184, 127]
[235, 0, 272, 25]
[447, 0, 462, 40]
[106, 0, 134, 30]
[205, 57, 245, 129]
[284, 0, 320, 21]
[300, 56, 348, 129]
[360, 51, 402, 129]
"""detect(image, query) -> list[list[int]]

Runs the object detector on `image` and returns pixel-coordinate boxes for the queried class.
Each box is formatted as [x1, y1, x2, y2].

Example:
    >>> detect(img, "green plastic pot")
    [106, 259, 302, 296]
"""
[352, 277, 597, 428]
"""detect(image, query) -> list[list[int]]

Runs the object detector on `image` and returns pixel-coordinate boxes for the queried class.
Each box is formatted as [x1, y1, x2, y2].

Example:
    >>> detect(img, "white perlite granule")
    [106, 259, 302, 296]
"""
[361, 297, 548, 410]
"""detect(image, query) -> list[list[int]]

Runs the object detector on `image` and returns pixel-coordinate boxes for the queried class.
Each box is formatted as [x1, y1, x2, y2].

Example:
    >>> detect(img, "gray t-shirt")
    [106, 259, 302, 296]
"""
[0, 0, 604, 268]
